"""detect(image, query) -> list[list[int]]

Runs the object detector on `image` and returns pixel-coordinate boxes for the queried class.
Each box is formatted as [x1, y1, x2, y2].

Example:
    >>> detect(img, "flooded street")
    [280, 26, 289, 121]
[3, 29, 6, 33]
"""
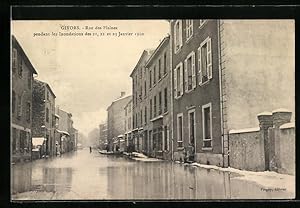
[11, 148, 294, 200]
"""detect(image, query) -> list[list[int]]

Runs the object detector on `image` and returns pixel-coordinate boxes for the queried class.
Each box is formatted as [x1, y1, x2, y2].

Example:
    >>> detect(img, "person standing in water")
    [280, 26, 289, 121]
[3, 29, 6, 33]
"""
[89, 146, 92, 153]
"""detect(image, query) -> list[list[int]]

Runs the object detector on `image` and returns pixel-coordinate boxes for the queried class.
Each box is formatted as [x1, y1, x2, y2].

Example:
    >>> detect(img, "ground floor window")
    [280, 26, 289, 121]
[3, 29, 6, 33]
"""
[188, 109, 196, 145]
[202, 103, 212, 148]
[163, 125, 169, 151]
[12, 128, 17, 153]
[177, 113, 183, 148]
[157, 127, 163, 151]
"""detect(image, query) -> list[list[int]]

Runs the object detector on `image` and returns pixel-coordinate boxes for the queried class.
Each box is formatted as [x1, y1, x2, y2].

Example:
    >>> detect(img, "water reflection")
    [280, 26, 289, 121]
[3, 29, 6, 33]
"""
[12, 164, 72, 195]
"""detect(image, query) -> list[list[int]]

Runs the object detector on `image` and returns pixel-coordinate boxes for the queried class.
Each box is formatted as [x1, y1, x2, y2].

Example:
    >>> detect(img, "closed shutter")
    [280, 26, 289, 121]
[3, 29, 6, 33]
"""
[192, 52, 196, 89]
[180, 63, 184, 96]
[174, 67, 177, 98]
[179, 20, 183, 48]
[207, 38, 212, 79]
[198, 47, 202, 84]
[184, 59, 188, 92]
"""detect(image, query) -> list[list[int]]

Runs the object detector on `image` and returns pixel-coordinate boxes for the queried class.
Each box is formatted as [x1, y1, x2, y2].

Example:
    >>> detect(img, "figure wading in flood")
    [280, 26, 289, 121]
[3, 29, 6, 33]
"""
[90, 146, 92, 153]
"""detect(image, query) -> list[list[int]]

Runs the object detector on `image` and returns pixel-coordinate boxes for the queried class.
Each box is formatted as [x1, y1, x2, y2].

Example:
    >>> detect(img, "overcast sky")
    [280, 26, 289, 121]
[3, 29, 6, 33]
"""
[12, 20, 169, 136]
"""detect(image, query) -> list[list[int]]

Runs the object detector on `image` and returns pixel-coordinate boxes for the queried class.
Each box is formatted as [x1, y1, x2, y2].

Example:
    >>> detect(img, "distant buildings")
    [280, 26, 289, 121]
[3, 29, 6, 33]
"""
[106, 92, 132, 151]
[11, 35, 38, 163]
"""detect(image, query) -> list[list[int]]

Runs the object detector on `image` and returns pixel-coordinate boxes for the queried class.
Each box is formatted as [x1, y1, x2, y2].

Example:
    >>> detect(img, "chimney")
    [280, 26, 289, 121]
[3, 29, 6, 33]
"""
[121, 91, 125, 97]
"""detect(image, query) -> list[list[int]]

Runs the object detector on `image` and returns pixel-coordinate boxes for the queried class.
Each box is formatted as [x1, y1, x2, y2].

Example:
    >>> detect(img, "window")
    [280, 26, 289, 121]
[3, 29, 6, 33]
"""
[19, 130, 26, 152]
[46, 90, 49, 101]
[17, 94, 23, 119]
[177, 113, 183, 148]
[128, 117, 131, 129]
[174, 20, 183, 53]
[202, 103, 212, 148]
[46, 108, 49, 122]
[174, 62, 183, 98]
[164, 87, 168, 112]
[186, 20, 193, 41]
[163, 125, 169, 151]
[12, 128, 17, 152]
[18, 54, 23, 77]
[144, 106, 147, 124]
[158, 91, 162, 115]
[153, 95, 157, 117]
[150, 99, 153, 119]
[12, 90, 16, 114]
[144, 81, 147, 96]
[164, 52, 167, 75]
[184, 51, 196, 92]
[188, 109, 196, 145]
[198, 37, 212, 84]
[133, 114, 135, 128]
[140, 110, 143, 126]
[199, 19, 207, 27]
[153, 66, 156, 85]
[158, 59, 161, 80]
[125, 120, 127, 131]
[149, 69, 152, 88]
[12, 48, 17, 73]
[28, 72, 31, 89]
[26, 102, 31, 122]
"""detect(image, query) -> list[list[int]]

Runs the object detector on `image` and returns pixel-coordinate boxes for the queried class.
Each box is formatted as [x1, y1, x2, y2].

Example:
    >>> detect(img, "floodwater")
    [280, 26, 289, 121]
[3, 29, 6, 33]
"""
[11, 148, 294, 200]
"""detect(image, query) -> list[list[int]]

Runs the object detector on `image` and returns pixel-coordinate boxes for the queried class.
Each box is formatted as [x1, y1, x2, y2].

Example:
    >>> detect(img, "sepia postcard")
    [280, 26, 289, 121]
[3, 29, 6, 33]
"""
[11, 19, 295, 200]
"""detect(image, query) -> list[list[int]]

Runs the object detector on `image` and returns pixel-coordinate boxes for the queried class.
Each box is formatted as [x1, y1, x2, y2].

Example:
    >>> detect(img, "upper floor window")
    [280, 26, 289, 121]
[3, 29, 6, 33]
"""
[144, 106, 147, 124]
[144, 81, 147, 96]
[46, 108, 49, 122]
[184, 51, 196, 92]
[149, 69, 152, 88]
[174, 20, 183, 53]
[163, 52, 167, 75]
[158, 91, 162, 115]
[150, 99, 153, 119]
[28, 72, 31, 89]
[12, 48, 17, 73]
[198, 37, 212, 85]
[18, 55, 23, 77]
[186, 20, 193, 41]
[153, 66, 156, 85]
[26, 102, 31, 123]
[174, 62, 183, 98]
[153, 95, 157, 117]
[200, 19, 207, 27]
[158, 59, 161, 80]
[164, 87, 168, 112]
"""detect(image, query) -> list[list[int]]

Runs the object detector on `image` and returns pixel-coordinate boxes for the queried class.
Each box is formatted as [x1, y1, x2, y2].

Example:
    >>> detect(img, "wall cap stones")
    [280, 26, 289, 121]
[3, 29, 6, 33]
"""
[280, 122, 295, 130]
[229, 127, 260, 134]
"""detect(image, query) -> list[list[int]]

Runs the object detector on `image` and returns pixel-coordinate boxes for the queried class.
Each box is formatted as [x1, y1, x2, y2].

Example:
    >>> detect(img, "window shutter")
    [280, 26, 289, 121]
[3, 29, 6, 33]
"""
[179, 20, 183, 48]
[12, 48, 17, 72]
[174, 67, 177, 98]
[180, 63, 184, 96]
[192, 52, 196, 89]
[207, 38, 212, 79]
[184, 59, 188, 92]
[198, 48, 202, 84]
[174, 22, 177, 51]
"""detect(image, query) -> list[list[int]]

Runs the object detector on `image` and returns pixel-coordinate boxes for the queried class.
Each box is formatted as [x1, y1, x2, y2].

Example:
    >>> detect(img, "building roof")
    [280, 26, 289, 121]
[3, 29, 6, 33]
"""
[129, 49, 154, 77]
[107, 95, 132, 111]
[145, 36, 170, 68]
[12, 35, 38, 75]
[34, 79, 57, 98]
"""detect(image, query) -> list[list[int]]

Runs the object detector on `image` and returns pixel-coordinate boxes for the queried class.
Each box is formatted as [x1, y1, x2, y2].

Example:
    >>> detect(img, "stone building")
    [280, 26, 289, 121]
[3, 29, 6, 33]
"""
[144, 36, 172, 160]
[32, 79, 57, 157]
[130, 50, 154, 153]
[169, 20, 294, 167]
[106, 92, 132, 151]
[11, 35, 38, 163]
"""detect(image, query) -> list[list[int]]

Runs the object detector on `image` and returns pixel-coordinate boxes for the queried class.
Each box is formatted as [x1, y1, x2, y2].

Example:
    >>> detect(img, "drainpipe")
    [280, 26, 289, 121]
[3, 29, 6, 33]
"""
[217, 20, 225, 167]
[169, 21, 174, 161]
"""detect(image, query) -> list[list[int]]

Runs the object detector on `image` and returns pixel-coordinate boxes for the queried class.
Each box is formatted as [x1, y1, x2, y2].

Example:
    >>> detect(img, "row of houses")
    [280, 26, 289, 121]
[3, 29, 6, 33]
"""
[11, 35, 78, 163]
[100, 20, 294, 173]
